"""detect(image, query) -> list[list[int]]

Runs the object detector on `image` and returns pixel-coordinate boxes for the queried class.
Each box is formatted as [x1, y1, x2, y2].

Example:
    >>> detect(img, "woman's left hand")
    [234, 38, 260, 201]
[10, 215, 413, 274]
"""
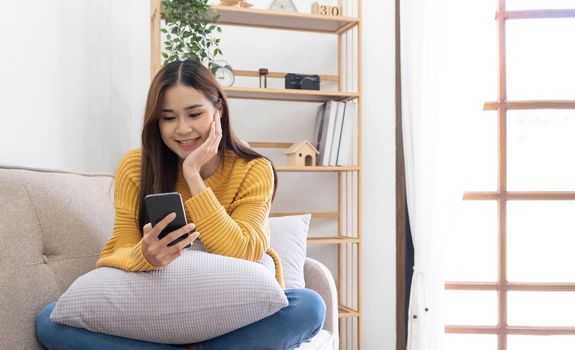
[182, 111, 222, 180]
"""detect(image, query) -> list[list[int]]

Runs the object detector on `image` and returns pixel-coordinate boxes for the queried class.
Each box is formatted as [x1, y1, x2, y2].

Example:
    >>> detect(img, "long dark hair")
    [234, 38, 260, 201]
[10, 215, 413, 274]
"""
[137, 59, 278, 231]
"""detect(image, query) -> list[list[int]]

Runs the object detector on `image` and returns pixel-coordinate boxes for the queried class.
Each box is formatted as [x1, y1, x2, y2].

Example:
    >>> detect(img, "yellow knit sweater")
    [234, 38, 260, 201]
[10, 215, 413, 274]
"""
[96, 148, 284, 288]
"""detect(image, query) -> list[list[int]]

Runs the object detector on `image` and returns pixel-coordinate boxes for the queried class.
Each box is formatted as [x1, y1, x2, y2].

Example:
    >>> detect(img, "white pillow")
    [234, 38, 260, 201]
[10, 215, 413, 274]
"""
[269, 214, 311, 289]
[50, 250, 288, 344]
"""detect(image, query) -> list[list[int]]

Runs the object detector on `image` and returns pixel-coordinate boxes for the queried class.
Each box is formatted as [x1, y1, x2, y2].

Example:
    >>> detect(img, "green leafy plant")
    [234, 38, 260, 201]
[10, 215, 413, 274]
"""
[161, 0, 222, 71]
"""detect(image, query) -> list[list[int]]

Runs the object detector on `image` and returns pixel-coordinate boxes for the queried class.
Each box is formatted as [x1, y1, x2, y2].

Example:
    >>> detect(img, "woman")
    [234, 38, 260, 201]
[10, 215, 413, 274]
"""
[36, 59, 325, 350]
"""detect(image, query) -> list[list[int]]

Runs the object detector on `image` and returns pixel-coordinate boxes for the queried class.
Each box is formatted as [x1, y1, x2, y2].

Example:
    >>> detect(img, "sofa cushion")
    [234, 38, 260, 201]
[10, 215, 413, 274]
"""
[0, 166, 115, 350]
[50, 249, 288, 344]
[0, 168, 114, 288]
[269, 214, 311, 289]
[295, 330, 334, 350]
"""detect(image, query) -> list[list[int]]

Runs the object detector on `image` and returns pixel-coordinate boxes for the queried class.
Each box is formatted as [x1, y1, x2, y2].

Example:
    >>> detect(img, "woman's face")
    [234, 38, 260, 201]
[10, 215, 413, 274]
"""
[159, 84, 220, 160]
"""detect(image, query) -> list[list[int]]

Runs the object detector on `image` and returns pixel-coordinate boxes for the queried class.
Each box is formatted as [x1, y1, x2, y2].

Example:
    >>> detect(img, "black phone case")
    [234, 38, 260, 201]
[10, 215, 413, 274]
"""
[144, 192, 190, 247]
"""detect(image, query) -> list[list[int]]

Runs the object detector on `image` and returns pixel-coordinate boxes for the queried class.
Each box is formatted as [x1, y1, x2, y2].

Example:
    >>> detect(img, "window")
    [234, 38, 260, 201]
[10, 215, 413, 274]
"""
[443, 1, 575, 349]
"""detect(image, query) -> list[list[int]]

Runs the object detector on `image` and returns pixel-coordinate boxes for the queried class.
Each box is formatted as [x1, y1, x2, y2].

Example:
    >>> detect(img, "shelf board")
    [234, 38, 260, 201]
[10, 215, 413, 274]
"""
[249, 141, 293, 149]
[235, 69, 338, 82]
[270, 211, 338, 219]
[307, 236, 359, 244]
[338, 305, 360, 318]
[222, 86, 358, 102]
[208, 5, 359, 33]
[276, 165, 359, 172]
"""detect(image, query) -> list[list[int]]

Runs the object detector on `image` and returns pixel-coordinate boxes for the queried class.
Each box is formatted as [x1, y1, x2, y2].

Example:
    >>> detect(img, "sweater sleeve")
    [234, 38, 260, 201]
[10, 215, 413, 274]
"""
[96, 151, 158, 271]
[184, 158, 274, 263]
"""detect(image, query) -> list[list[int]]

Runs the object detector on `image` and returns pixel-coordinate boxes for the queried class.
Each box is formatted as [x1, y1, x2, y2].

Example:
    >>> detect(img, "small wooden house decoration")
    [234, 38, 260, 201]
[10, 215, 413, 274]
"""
[285, 140, 319, 167]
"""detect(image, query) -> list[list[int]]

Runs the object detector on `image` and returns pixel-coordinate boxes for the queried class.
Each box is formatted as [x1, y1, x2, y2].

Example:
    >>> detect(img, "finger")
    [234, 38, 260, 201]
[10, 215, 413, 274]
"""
[205, 124, 217, 154]
[216, 111, 222, 135]
[213, 130, 222, 150]
[208, 136, 218, 155]
[215, 130, 223, 148]
[209, 121, 216, 144]
[162, 223, 195, 244]
[171, 230, 200, 252]
[143, 223, 153, 235]
[151, 212, 177, 238]
[198, 123, 214, 151]
[209, 123, 221, 153]
[194, 135, 209, 153]
[214, 111, 222, 136]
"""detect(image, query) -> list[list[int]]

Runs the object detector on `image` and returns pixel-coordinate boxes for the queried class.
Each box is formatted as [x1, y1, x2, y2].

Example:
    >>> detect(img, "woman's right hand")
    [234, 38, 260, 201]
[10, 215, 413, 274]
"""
[141, 213, 200, 267]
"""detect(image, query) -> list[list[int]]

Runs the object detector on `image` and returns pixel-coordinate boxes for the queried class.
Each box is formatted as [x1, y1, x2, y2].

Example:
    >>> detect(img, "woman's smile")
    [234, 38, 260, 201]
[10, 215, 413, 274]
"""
[176, 137, 202, 150]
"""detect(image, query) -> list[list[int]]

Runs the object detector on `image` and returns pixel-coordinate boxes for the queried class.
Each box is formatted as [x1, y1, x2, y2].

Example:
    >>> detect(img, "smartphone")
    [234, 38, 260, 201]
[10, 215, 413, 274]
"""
[144, 192, 191, 247]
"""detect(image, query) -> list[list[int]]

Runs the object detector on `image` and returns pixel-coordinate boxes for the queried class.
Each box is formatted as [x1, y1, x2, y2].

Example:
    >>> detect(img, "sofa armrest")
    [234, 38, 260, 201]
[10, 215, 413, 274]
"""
[304, 258, 338, 339]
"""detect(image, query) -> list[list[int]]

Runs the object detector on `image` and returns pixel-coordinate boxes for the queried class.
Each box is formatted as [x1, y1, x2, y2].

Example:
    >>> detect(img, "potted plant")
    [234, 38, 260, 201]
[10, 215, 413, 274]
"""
[161, 0, 223, 71]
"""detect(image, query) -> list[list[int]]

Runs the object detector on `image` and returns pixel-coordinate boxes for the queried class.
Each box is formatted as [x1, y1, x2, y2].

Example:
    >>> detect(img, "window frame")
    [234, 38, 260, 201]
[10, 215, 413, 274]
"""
[444, 1, 575, 349]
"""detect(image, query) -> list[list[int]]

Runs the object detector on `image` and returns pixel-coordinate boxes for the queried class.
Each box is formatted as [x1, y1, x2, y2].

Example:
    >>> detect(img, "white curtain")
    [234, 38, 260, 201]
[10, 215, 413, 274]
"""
[401, 1, 492, 349]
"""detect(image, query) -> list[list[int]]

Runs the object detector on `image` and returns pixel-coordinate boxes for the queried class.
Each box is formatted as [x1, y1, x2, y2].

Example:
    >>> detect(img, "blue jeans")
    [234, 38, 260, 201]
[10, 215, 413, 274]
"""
[36, 288, 325, 350]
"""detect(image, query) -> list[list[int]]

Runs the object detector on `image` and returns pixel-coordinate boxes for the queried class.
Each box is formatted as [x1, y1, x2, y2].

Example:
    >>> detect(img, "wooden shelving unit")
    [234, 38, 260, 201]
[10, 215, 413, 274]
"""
[206, 5, 359, 33]
[339, 305, 360, 318]
[151, 2, 361, 348]
[221, 86, 358, 102]
[307, 236, 360, 244]
[276, 165, 359, 172]
[269, 211, 339, 219]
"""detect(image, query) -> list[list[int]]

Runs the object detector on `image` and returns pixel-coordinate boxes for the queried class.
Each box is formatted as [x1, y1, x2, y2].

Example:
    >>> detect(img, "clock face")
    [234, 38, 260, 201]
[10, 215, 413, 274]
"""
[215, 66, 234, 87]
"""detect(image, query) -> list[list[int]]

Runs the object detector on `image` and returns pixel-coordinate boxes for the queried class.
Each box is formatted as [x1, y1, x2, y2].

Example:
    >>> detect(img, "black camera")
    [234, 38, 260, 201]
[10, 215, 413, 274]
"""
[285, 73, 320, 90]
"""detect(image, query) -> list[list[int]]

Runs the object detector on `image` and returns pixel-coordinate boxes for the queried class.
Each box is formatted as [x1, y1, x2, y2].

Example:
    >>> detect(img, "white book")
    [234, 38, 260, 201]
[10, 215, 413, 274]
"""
[337, 99, 357, 166]
[350, 99, 358, 166]
[336, 100, 352, 166]
[312, 103, 326, 153]
[317, 100, 338, 166]
[329, 101, 346, 166]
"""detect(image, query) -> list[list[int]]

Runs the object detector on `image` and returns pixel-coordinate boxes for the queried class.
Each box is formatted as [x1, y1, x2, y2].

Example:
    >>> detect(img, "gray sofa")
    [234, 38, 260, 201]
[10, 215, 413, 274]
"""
[0, 165, 338, 350]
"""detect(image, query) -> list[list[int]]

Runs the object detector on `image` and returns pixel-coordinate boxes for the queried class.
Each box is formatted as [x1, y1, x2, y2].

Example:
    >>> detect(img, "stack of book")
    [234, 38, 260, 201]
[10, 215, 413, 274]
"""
[312, 99, 358, 166]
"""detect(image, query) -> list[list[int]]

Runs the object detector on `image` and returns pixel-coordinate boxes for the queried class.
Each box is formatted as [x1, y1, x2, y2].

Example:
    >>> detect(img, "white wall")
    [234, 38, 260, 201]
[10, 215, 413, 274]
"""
[0, 0, 149, 173]
[0, 0, 395, 348]
[361, 0, 396, 348]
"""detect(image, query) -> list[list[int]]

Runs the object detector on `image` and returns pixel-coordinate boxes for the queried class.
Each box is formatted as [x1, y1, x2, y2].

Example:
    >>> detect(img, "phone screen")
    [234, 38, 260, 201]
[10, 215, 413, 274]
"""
[144, 192, 190, 247]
